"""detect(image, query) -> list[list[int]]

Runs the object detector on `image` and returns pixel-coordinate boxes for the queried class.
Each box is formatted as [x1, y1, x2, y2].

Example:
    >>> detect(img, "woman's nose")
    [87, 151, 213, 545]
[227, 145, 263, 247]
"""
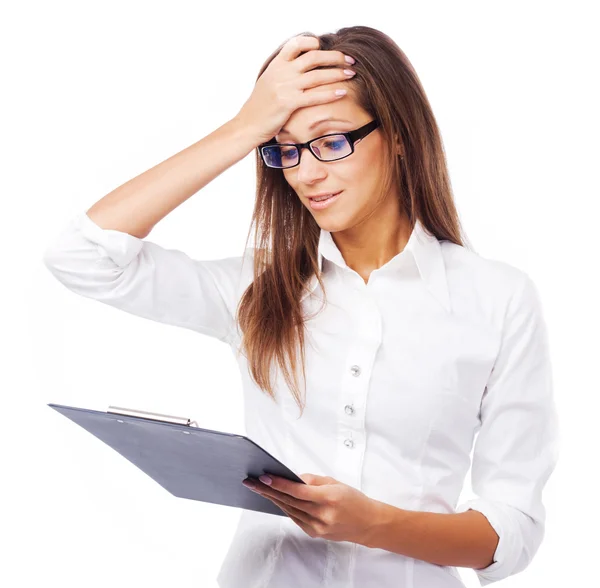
[296, 147, 327, 182]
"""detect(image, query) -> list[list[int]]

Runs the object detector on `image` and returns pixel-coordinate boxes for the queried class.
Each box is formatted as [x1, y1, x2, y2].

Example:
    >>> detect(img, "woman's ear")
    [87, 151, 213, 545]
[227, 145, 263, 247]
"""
[393, 134, 404, 156]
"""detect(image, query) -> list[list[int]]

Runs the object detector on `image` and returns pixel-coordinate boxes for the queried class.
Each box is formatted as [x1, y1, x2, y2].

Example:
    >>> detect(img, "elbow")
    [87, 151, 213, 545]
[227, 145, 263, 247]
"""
[459, 500, 546, 585]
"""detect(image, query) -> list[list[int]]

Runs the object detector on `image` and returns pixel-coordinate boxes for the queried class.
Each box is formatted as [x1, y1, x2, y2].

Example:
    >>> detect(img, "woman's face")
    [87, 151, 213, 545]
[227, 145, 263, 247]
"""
[277, 83, 390, 233]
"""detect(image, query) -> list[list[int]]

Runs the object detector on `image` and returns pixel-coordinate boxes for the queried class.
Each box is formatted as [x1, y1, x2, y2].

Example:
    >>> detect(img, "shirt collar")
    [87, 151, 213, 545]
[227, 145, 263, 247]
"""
[302, 218, 452, 313]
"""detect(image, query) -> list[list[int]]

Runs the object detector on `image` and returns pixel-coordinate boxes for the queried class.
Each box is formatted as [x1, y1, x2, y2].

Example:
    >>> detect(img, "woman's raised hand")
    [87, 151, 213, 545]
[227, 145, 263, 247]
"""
[234, 35, 356, 145]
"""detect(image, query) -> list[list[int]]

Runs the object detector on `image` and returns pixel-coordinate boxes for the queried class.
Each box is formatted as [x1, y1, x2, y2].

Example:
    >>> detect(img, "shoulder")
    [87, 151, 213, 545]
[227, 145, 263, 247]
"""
[439, 240, 538, 319]
[441, 240, 528, 284]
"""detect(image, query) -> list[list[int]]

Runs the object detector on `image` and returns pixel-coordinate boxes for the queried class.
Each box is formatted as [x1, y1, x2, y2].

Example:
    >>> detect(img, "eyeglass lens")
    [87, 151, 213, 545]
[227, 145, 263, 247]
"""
[262, 135, 352, 168]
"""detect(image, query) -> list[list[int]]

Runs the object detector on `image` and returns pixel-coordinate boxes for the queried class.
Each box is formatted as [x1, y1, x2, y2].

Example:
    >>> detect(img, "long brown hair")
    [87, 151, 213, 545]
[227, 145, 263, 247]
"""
[235, 25, 470, 418]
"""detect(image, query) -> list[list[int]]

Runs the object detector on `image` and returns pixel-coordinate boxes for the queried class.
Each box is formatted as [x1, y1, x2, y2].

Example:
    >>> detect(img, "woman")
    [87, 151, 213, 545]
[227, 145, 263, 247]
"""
[42, 26, 560, 588]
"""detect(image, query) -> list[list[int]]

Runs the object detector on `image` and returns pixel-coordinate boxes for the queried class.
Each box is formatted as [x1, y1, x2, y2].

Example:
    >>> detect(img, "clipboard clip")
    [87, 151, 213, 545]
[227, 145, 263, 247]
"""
[107, 405, 199, 427]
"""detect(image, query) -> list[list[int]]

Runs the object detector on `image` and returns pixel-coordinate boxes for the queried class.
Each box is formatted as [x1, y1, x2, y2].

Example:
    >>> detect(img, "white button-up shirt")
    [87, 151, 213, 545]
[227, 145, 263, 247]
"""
[42, 211, 560, 588]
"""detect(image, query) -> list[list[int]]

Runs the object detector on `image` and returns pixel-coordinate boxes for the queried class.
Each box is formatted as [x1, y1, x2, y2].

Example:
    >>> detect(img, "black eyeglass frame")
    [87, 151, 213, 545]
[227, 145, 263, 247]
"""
[258, 119, 380, 169]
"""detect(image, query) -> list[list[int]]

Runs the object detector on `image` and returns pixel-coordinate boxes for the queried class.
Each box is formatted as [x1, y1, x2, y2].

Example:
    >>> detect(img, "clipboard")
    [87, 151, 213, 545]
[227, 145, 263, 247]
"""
[48, 403, 307, 517]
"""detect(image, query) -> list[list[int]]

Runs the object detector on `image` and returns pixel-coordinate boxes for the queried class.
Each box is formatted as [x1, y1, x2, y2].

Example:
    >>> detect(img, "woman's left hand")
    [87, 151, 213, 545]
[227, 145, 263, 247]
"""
[242, 473, 383, 545]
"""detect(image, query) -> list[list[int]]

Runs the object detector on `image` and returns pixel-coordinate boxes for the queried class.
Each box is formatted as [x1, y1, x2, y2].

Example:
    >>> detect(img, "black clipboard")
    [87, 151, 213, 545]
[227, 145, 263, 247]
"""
[48, 403, 306, 517]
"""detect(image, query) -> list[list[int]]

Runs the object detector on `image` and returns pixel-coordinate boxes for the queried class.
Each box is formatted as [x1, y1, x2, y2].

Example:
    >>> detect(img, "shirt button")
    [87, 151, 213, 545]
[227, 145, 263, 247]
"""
[344, 438, 355, 449]
[344, 404, 355, 415]
[350, 365, 361, 377]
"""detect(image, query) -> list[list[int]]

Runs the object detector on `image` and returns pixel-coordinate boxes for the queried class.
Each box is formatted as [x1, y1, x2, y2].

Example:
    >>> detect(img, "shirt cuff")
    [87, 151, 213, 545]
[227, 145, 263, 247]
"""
[78, 211, 144, 268]
[455, 498, 527, 586]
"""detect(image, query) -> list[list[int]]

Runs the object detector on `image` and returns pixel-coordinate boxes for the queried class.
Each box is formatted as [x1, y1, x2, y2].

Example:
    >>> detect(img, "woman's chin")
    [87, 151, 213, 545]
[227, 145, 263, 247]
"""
[306, 203, 355, 233]
[314, 219, 349, 233]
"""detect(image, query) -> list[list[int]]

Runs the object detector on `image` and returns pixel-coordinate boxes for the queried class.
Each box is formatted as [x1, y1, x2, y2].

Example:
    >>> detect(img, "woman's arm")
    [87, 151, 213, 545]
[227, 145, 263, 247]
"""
[86, 116, 262, 239]
[365, 503, 498, 569]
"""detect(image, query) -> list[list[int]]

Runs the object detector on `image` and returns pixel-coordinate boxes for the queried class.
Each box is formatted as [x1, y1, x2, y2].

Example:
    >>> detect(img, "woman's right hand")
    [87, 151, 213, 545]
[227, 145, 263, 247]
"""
[234, 35, 357, 145]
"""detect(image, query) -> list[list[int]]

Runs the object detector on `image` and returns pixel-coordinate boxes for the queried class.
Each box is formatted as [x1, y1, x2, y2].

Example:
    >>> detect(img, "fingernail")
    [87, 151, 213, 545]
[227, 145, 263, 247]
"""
[259, 475, 272, 485]
[345, 55, 356, 65]
[242, 479, 256, 489]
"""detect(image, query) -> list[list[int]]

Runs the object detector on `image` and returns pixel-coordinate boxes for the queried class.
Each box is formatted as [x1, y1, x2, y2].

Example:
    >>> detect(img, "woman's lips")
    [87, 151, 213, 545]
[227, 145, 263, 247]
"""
[308, 191, 343, 210]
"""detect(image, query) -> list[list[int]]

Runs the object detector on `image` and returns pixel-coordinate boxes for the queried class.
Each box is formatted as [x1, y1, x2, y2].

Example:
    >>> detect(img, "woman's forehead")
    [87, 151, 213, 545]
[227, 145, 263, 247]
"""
[279, 97, 365, 140]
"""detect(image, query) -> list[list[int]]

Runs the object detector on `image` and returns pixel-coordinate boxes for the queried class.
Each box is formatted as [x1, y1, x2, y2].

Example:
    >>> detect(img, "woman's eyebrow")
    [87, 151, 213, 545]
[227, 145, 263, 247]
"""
[279, 117, 352, 137]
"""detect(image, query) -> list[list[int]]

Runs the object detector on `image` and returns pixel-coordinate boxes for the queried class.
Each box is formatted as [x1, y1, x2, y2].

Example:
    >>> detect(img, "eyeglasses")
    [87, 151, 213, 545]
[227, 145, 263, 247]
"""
[258, 119, 380, 169]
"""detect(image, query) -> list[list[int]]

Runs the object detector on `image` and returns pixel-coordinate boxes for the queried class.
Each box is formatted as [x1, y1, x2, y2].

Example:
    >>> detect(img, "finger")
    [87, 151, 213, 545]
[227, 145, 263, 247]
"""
[267, 495, 320, 528]
[276, 504, 316, 538]
[258, 485, 321, 517]
[294, 49, 350, 74]
[278, 34, 320, 62]
[297, 87, 348, 108]
[298, 67, 356, 91]
[262, 476, 321, 503]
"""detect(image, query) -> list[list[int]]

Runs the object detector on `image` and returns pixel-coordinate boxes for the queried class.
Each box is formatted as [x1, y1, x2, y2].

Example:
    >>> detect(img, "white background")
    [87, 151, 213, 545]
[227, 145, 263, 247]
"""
[2, 1, 597, 586]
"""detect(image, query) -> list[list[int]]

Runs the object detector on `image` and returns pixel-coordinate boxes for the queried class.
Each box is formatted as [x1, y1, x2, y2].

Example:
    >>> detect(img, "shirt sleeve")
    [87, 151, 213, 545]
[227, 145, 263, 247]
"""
[42, 211, 250, 344]
[455, 271, 561, 586]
